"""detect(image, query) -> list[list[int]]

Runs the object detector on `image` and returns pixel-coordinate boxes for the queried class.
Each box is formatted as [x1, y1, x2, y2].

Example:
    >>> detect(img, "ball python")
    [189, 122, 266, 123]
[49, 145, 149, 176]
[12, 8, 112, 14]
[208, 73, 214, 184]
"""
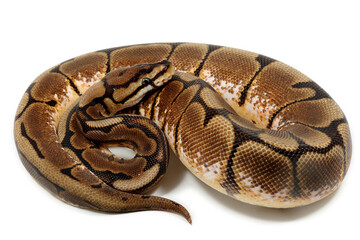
[14, 43, 352, 223]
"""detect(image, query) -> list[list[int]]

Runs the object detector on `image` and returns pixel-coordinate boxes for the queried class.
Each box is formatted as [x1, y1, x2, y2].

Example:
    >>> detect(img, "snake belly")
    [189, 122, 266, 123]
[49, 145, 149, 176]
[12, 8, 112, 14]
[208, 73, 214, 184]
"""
[14, 43, 352, 220]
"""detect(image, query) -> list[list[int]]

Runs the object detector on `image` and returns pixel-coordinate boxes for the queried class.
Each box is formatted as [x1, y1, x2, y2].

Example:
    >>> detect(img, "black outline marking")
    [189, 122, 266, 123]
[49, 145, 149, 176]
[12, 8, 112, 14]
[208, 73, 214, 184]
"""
[267, 81, 332, 129]
[149, 89, 162, 121]
[51, 65, 81, 95]
[193, 45, 222, 77]
[15, 80, 72, 121]
[20, 122, 45, 159]
[15, 83, 36, 120]
[166, 42, 183, 60]
[239, 54, 276, 106]
[91, 183, 103, 188]
[60, 164, 82, 181]
[16, 148, 65, 194]
[171, 201, 180, 207]
[97, 45, 131, 73]
[83, 200, 102, 210]
[289, 118, 348, 179]
[46, 100, 57, 107]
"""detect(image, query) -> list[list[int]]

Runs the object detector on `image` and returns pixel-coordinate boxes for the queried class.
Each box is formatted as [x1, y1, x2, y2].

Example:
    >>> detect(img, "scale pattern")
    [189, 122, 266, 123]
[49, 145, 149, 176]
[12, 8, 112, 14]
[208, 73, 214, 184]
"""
[14, 43, 351, 222]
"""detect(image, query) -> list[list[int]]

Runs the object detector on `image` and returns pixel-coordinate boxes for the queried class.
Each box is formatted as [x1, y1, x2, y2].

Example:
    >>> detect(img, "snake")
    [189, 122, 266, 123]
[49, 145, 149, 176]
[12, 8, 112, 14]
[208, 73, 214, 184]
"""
[14, 43, 352, 223]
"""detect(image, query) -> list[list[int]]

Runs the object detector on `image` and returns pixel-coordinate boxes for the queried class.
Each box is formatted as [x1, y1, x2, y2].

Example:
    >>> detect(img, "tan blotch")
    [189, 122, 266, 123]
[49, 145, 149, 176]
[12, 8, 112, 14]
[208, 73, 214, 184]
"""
[59, 52, 108, 94]
[113, 164, 160, 191]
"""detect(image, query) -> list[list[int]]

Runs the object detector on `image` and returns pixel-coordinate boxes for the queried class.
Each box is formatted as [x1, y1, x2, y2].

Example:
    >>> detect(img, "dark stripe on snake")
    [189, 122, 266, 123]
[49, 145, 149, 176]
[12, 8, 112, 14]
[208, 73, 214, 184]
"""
[283, 132, 306, 198]
[290, 119, 346, 141]
[166, 42, 183, 60]
[20, 122, 45, 159]
[193, 45, 222, 77]
[60, 164, 82, 181]
[97, 45, 131, 73]
[174, 110, 186, 156]
[192, 81, 235, 127]
[239, 54, 276, 107]
[46, 100, 57, 107]
[91, 183, 103, 188]
[111, 66, 154, 91]
[15, 83, 36, 120]
[102, 49, 112, 73]
[83, 200, 101, 210]
[267, 81, 332, 129]
[171, 76, 224, 151]
[119, 85, 146, 104]
[172, 81, 203, 155]
[168, 75, 193, 106]
[118, 64, 169, 104]
[226, 118, 305, 197]
[292, 119, 348, 178]
[171, 201, 180, 207]
[50, 65, 81, 95]
[17, 148, 65, 194]
[15, 84, 59, 120]
[149, 88, 162, 121]
[247, 116, 347, 197]
[220, 126, 243, 195]
[98, 46, 127, 56]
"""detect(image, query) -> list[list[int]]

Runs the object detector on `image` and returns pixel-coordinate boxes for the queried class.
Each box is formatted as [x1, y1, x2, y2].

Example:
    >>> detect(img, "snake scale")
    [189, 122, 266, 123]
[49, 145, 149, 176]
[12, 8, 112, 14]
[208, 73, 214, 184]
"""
[14, 43, 352, 223]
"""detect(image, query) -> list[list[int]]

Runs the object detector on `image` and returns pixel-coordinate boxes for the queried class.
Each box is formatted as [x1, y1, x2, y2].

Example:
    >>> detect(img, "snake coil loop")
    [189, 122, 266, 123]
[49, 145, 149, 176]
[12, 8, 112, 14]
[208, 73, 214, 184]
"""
[14, 43, 351, 223]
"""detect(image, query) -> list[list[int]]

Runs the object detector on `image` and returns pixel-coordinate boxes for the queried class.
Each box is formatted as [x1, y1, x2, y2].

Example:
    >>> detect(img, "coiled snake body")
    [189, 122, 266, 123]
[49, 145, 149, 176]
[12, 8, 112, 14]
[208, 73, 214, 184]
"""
[14, 43, 352, 223]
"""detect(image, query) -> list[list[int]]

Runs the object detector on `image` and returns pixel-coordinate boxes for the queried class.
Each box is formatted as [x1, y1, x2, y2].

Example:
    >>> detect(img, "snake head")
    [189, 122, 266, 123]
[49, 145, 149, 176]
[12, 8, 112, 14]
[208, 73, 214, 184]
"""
[78, 60, 174, 118]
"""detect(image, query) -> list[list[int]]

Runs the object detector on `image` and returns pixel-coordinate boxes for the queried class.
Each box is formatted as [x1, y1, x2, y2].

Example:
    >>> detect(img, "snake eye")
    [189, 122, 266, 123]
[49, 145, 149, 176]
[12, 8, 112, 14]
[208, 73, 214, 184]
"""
[141, 78, 151, 86]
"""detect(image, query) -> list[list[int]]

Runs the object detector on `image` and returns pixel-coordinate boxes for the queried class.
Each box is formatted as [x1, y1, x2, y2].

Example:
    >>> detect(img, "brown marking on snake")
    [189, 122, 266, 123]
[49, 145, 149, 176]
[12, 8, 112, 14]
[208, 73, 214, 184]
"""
[179, 103, 234, 183]
[258, 130, 300, 151]
[82, 149, 147, 176]
[84, 123, 158, 156]
[79, 81, 106, 108]
[109, 44, 171, 70]
[168, 43, 209, 73]
[230, 141, 294, 205]
[280, 123, 331, 148]
[84, 103, 108, 119]
[112, 164, 161, 192]
[297, 146, 344, 198]
[59, 52, 108, 94]
[15, 43, 351, 222]
[198, 47, 259, 99]
[276, 98, 344, 129]
[200, 86, 236, 113]
[240, 61, 314, 129]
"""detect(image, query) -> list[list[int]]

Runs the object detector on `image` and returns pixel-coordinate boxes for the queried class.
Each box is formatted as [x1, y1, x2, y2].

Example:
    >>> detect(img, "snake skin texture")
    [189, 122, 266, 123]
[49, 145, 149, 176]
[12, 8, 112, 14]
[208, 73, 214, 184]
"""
[14, 43, 352, 223]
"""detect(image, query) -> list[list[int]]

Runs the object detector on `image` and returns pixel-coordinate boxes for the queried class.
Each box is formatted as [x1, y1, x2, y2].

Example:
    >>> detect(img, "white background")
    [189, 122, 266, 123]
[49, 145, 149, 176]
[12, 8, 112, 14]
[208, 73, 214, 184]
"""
[1, 0, 359, 239]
